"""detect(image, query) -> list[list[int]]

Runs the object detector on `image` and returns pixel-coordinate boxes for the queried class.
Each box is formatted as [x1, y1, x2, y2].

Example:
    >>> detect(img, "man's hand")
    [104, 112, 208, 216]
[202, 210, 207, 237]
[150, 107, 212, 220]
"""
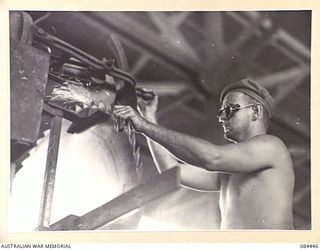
[112, 90, 158, 132]
[112, 105, 147, 132]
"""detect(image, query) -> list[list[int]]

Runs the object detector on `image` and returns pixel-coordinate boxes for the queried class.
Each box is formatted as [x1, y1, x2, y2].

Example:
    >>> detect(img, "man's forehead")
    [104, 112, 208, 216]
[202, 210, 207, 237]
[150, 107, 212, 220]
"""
[221, 91, 246, 105]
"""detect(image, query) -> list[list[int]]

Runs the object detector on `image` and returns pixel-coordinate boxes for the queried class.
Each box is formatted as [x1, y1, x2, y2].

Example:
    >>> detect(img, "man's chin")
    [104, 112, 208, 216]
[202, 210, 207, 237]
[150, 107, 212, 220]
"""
[224, 132, 237, 143]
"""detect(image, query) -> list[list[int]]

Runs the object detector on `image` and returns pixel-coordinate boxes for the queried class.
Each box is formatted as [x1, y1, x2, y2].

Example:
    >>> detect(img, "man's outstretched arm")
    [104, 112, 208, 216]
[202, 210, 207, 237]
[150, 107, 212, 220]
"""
[112, 105, 285, 174]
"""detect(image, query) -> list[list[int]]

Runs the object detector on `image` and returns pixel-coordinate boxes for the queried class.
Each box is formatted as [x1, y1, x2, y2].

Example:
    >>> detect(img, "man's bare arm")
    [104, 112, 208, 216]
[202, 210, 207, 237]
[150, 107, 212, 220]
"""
[112, 105, 287, 174]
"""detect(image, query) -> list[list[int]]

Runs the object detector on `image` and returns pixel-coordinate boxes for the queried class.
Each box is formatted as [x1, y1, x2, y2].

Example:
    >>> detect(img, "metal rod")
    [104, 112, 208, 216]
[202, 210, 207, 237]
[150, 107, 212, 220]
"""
[78, 167, 180, 230]
[38, 115, 62, 228]
[49, 167, 181, 230]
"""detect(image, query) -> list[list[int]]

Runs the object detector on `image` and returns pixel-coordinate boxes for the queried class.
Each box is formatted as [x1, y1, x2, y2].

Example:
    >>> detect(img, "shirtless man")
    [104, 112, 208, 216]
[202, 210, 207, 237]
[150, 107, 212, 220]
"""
[112, 79, 295, 229]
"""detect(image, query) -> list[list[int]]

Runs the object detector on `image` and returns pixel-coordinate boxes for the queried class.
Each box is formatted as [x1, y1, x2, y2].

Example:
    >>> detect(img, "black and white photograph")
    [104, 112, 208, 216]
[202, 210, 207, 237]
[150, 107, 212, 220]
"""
[2, 1, 319, 246]
[8, 10, 311, 233]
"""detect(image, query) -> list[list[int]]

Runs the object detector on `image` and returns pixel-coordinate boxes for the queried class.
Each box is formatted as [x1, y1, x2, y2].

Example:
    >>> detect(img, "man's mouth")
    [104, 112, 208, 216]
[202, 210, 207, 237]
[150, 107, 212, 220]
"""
[222, 124, 230, 133]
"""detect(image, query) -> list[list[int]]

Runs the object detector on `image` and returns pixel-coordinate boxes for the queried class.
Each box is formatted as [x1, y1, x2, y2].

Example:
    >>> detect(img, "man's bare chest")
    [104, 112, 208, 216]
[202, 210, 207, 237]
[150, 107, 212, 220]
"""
[219, 171, 266, 199]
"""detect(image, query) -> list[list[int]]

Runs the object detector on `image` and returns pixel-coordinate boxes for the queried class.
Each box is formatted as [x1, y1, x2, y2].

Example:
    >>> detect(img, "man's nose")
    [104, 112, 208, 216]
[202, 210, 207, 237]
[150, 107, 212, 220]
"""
[218, 110, 227, 123]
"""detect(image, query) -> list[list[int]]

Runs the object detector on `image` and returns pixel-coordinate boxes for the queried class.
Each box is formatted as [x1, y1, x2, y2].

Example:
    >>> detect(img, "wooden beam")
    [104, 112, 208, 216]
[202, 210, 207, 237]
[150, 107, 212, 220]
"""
[49, 167, 181, 230]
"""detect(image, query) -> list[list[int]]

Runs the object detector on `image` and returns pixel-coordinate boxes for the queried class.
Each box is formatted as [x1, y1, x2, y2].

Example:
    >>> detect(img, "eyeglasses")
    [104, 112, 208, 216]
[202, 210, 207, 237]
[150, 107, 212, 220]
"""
[217, 103, 256, 120]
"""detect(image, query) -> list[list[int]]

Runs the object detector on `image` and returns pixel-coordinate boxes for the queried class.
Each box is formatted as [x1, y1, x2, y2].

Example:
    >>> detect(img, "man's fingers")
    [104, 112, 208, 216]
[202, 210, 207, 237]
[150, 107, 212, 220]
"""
[112, 105, 135, 119]
[113, 105, 130, 113]
[112, 105, 146, 132]
[113, 104, 127, 110]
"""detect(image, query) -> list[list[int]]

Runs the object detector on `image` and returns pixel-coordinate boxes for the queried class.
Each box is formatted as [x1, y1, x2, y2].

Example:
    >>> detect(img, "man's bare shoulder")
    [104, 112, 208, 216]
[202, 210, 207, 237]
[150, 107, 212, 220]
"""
[249, 134, 284, 143]
[247, 134, 292, 167]
[247, 134, 283, 145]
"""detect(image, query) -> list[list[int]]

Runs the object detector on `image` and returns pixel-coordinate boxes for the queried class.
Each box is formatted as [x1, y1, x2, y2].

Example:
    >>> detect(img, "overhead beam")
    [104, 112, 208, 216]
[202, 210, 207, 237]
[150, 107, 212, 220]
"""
[200, 12, 310, 141]
[275, 29, 310, 60]
[85, 12, 200, 76]
[254, 66, 309, 103]
[201, 12, 271, 94]
[255, 67, 308, 88]
[273, 72, 308, 104]
[77, 11, 310, 141]
[228, 11, 310, 65]
[148, 12, 199, 61]
[130, 54, 151, 75]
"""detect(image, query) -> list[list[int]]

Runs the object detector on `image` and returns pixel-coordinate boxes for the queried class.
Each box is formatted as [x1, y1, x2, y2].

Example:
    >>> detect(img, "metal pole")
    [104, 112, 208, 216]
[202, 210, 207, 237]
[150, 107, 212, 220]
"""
[38, 115, 62, 228]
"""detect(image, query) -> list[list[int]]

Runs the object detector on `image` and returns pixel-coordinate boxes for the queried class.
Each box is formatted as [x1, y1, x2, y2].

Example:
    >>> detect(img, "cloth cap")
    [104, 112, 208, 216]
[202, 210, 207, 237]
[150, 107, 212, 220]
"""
[220, 79, 275, 118]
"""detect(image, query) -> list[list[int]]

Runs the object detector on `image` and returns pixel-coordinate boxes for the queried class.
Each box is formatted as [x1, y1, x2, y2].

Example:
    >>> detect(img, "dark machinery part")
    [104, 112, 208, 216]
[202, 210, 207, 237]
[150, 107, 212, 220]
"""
[10, 42, 50, 144]
[10, 11, 153, 159]
[9, 11, 34, 46]
[10, 11, 51, 163]
[32, 23, 147, 133]
[33, 26, 137, 89]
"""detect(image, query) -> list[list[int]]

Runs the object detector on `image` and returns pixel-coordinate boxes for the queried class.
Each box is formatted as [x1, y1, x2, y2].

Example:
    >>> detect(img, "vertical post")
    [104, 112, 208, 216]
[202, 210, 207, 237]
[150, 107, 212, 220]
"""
[38, 115, 62, 229]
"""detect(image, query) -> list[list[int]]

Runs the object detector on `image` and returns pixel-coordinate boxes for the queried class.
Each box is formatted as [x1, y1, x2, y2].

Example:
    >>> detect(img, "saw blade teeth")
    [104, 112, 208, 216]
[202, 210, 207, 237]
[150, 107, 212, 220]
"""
[17, 129, 51, 167]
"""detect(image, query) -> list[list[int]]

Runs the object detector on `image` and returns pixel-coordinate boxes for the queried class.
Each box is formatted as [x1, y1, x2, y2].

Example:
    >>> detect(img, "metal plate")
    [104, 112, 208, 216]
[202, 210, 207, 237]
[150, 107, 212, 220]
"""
[10, 41, 50, 145]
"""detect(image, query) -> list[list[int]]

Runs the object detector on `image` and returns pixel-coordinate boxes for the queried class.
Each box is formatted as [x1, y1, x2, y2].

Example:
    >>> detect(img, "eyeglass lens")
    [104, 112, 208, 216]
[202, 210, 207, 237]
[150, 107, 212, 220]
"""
[218, 105, 232, 119]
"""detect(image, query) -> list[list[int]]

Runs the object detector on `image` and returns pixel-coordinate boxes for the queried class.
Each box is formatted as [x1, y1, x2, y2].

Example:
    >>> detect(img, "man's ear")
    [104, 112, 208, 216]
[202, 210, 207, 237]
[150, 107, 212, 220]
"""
[252, 104, 262, 121]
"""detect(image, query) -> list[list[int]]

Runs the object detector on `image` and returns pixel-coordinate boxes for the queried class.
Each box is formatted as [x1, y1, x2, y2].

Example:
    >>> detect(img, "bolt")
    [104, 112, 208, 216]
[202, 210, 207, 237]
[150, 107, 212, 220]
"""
[37, 28, 45, 35]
